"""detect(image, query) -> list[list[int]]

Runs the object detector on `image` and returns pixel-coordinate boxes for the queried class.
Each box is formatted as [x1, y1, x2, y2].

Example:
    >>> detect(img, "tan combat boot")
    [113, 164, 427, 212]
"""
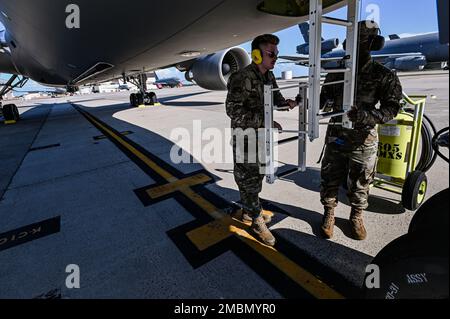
[350, 208, 367, 240]
[321, 207, 335, 239]
[251, 216, 276, 246]
[232, 209, 272, 225]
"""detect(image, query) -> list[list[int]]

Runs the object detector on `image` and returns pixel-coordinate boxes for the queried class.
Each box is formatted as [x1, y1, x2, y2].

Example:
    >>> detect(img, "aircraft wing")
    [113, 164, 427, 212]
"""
[0, 50, 18, 75]
[0, 0, 348, 91]
[279, 55, 310, 66]
[372, 52, 426, 60]
[279, 55, 346, 67]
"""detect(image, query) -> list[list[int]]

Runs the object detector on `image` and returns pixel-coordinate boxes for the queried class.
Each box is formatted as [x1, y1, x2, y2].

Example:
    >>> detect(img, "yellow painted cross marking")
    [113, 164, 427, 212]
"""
[147, 174, 212, 199]
[186, 210, 274, 250]
[186, 213, 343, 299]
[187, 215, 248, 251]
[77, 107, 344, 299]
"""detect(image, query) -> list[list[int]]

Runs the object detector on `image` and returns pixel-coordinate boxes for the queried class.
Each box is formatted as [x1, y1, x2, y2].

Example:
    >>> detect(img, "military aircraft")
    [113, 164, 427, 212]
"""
[282, 22, 449, 71]
[154, 74, 183, 89]
[0, 0, 349, 114]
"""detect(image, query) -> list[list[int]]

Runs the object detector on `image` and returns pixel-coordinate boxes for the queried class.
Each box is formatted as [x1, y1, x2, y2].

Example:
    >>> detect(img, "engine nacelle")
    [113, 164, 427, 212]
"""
[187, 47, 251, 91]
[321, 38, 340, 53]
[385, 56, 427, 71]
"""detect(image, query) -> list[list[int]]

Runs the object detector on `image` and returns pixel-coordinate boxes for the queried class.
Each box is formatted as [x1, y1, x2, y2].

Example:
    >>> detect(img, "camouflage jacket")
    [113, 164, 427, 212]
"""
[226, 63, 286, 129]
[320, 59, 403, 144]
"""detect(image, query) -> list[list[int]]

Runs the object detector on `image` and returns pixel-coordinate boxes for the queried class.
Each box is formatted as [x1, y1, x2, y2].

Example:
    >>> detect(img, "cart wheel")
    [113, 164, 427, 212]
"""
[402, 171, 427, 211]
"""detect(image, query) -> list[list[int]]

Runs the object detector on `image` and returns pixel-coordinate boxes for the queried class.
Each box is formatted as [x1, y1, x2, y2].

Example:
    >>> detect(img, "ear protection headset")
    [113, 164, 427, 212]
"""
[251, 47, 263, 65]
[251, 35, 279, 64]
[343, 27, 385, 52]
[369, 28, 385, 51]
[251, 35, 264, 64]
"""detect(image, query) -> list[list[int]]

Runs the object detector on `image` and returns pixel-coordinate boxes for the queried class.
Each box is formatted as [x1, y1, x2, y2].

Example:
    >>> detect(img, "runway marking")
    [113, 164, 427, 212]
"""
[146, 173, 212, 199]
[73, 104, 353, 299]
[187, 210, 274, 250]
[0, 217, 61, 252]
[138, 103, 161, 108]
[93, 131, 133, 141]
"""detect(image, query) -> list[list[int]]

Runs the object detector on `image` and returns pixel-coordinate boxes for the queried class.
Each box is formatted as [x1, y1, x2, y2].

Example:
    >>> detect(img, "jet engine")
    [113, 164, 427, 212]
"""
[321, 38, 340, 53]
[186, 47, 251, 91]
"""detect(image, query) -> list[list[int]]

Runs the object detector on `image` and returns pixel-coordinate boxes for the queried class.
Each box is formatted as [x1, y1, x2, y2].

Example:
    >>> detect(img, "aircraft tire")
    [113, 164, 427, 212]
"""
[2, 104, 20, 121]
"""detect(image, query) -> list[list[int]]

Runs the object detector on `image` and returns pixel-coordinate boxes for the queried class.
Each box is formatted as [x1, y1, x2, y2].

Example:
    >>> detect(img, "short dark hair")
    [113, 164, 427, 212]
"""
[251, 34, 280, 51]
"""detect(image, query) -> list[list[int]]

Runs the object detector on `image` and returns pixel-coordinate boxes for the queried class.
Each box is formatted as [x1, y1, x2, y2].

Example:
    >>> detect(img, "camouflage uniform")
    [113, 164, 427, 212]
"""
[320, 60, 403, 210]
[226, 63, 286, 216]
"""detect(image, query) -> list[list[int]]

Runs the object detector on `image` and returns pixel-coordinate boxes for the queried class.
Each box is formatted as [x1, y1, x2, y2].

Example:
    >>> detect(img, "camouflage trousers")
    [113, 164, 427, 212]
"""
[320, 141, 378, 210]
[233, 134, 264, 217]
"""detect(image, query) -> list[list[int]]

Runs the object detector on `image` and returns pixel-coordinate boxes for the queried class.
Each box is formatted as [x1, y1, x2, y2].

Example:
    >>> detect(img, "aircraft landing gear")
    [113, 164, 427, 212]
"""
[129, 92, 158, 107]
[1, 103, 20, 123]
[126, 73, 159, 107]
[0, 74, 28, 124]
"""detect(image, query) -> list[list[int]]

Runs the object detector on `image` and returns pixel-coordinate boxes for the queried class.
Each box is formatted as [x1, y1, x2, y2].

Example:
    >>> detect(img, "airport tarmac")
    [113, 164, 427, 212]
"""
[0, 71, 448, 299]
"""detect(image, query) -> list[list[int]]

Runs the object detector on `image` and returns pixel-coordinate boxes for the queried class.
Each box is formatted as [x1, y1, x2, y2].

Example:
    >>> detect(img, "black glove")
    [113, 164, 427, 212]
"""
[347, 108, 370, 124]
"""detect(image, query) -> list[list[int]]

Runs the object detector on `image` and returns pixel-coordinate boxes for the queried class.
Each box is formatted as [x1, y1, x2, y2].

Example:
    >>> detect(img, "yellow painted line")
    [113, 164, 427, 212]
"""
[138, 103, 161, 108]
[186, 215, 249, 250]
[81, 110, 177, 183]
[147, 174, 212, 199]
[230, 225, 344, 299]
[187, 209, 275, 249]
[4, 120, 16, 125]
[95, 131, 132, 140]
[181, 187, 344, 299]
[180, 188, 225, 220]
[78, 107, 344, 299]
[187, 213, 342, 299]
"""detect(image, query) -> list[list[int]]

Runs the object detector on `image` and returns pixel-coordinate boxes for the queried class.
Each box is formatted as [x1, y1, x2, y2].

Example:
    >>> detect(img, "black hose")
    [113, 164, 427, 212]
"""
[404, 110, 437, 173]
[420, 113, 438, 172]
[432, 127, 450, 163]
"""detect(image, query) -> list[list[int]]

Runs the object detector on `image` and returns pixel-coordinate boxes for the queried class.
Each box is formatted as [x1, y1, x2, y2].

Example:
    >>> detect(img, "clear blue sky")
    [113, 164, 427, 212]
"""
[1, 0, 440, 91]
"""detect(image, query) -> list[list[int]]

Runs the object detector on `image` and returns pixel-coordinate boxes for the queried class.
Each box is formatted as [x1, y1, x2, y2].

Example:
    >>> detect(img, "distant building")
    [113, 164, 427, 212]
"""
[23, 92, 51, 100]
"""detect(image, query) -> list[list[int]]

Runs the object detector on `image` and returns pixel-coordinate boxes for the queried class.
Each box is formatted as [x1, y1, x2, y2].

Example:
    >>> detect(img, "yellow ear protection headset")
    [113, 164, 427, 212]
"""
[251, 36, 264, 64]
[251, 34, 280, 64]
[251, 47, 263, 65]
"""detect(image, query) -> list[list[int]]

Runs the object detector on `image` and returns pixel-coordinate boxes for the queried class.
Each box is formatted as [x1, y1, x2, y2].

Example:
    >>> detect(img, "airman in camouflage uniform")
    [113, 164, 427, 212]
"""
[226, 34, 296, 246]
[320, 21, 403, 240]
